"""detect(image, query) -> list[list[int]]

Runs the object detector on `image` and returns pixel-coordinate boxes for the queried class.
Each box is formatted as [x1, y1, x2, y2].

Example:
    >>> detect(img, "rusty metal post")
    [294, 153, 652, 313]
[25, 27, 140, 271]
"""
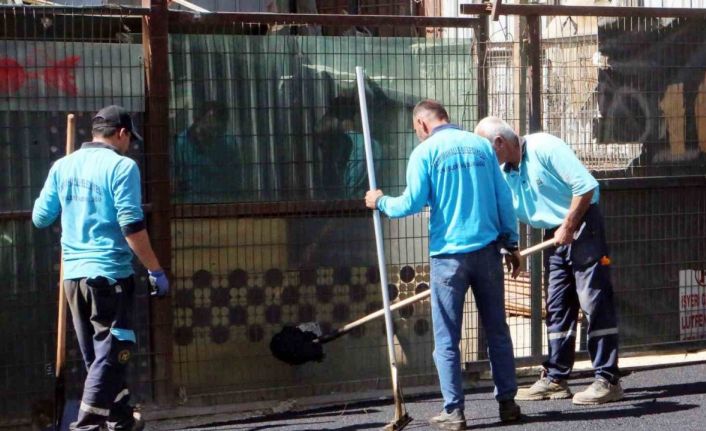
[527, 15, 541, 133]
[472, 15, 491, 361]
[513, 13, 527, 136]
[491, 0, 503, 22]
[526, 14, 544, 360]
[476, 15, 489, 121]
[142, 0, 173, 406]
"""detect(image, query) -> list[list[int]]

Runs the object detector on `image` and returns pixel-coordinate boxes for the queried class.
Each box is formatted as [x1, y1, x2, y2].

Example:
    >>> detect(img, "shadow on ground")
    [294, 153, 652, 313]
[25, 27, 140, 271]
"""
[180, 370, 706, 430]
[179, 407, 384, 430]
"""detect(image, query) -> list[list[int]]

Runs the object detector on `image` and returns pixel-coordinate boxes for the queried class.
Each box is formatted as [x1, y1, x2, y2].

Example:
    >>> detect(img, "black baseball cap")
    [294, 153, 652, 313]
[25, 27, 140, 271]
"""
[92, 105, 143, 142]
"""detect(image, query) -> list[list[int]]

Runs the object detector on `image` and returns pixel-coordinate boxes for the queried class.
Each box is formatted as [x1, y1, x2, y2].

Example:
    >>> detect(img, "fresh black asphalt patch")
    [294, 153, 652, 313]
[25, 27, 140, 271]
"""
[175, 362, 706, 431]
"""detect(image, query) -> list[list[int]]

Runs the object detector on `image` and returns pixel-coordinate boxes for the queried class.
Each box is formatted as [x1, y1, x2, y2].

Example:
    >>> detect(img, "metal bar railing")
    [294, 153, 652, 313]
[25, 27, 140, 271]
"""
[168, 11, 483, 30]
[460, 3, 706, 18]
[0, 5, 149, 15]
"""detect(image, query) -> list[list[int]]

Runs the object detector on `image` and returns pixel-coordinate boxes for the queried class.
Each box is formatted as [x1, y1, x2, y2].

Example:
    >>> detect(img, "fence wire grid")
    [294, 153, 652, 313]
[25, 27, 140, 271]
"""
[167, 17, 477, 405]
[1, 4, 706, 428]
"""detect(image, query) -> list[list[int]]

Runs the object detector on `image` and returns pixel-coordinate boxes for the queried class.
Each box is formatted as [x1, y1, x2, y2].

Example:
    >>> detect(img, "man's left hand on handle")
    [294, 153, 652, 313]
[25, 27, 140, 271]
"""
[553, 223, 576, 246]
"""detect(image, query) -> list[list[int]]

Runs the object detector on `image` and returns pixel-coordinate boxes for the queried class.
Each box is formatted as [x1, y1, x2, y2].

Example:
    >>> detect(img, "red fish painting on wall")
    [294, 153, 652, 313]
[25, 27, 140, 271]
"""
[0, 55, 80, 96]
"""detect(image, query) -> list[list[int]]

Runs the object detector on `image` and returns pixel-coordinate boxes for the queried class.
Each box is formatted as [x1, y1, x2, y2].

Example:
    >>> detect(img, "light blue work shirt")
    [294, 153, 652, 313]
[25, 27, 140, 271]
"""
[32, 142, 144, 280]
[377, 124, 518, 257]
[173, 129, 241, 203]
[502, 133, 599, 229]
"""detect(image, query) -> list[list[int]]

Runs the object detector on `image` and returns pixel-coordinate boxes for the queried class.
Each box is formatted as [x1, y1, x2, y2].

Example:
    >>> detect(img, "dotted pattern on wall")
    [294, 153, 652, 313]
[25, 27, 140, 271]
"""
[172, 265, 431, 347]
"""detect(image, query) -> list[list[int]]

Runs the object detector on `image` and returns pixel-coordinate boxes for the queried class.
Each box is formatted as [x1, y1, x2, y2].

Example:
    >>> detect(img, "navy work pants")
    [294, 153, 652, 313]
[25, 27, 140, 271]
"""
[543, 205, 620, 384]
[65, 276, 137, 431]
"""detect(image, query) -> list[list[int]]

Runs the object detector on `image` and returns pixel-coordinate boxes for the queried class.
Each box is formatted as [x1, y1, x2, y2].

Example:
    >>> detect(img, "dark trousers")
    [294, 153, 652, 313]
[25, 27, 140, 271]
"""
[542, 205, 620, 384]
[65, 276, 137, 431]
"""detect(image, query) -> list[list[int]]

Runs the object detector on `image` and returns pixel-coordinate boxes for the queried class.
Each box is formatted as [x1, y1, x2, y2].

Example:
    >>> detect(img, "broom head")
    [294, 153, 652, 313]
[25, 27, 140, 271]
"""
[269, 325, 324, 365]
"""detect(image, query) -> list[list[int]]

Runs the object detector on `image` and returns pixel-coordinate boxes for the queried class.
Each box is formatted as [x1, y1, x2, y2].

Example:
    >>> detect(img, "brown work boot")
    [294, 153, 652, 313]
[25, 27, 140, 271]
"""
[572, 378, 624, 405]
[516, 370, 572, 401]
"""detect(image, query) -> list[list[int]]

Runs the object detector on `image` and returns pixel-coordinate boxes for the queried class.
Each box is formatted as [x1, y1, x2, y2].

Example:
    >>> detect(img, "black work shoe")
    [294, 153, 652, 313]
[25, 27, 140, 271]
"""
[499, 399, 522, 423]
[130, 417, 145, 431]
[429, 408, 467, 430]
[104, 416, 144, 431]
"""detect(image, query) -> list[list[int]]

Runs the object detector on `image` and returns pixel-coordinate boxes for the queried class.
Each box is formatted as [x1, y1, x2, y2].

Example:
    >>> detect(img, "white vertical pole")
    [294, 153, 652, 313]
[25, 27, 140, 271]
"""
[355, 66, 405, 421]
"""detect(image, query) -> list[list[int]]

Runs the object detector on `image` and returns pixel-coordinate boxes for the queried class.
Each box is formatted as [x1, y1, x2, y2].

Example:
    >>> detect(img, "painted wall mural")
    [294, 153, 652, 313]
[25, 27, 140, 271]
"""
[0, 41, 144, 112]
[597, 17, 706, 169]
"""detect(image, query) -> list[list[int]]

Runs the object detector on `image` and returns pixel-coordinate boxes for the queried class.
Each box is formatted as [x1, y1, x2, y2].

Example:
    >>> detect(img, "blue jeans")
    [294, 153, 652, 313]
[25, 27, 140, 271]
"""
[431, 243, 518, 411]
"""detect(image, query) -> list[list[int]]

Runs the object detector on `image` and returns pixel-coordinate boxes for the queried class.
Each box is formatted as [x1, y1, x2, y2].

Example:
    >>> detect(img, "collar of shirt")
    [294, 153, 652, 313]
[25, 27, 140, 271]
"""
[503, 137, 527, 173]
[430, 123, 461, 136]
[81, 141, 121, 155]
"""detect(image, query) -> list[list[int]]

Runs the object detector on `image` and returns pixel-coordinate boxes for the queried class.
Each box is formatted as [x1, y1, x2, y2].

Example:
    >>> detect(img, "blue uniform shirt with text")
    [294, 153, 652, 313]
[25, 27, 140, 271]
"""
[377, 125, 518, 257]
[32, 143, 144, 280]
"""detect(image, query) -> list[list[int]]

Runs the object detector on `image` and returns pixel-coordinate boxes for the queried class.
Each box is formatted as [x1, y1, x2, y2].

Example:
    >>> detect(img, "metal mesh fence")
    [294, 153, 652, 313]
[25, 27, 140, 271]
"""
[539, 14, 706, 352]
[602, 182, 706, 349]
[2, 3, 706, 426]
[592, 15, 706, 177]
[167, 15, 482, 404]
[484, 13, 706, 176]
[480, 11, 706, 363]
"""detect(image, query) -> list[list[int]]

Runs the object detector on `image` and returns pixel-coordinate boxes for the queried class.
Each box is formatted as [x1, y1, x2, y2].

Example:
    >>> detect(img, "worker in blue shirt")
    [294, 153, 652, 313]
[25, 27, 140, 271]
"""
[365, 100, 522, 430]
[33, 105, 169, 431]
[475, 116, 623, 405]
[173, 101, 241, 203]
[329, 97, 382, 199]
[314, 96, 382, 199]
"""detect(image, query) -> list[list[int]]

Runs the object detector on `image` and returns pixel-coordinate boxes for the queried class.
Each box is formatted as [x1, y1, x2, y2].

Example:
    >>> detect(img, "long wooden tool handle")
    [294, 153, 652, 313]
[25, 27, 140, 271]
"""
[56, 114, 75, 376]
[318, 289, 431, 343]
[318, 237, 556, 345]
[520, 238, 555, 256]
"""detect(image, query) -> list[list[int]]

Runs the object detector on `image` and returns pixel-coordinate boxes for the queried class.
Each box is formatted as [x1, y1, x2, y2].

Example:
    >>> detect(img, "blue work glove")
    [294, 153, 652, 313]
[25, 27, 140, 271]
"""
[148, 269, 170, 297]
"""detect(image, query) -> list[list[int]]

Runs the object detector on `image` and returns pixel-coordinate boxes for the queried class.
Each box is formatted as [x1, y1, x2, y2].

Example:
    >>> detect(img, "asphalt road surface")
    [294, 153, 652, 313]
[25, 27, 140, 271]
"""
[174, 362, 706, 431]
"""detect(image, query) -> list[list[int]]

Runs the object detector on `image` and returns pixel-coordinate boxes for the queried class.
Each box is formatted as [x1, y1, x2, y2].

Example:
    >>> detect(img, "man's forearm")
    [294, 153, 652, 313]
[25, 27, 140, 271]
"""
[31, 205, 58, 229]
[563, 189, 594, 231]
[125, 229, 162, 272]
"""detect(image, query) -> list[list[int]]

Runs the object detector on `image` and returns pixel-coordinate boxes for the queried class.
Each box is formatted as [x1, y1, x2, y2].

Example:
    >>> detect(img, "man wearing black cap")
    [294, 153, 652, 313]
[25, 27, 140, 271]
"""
[32, 105, 169, 431]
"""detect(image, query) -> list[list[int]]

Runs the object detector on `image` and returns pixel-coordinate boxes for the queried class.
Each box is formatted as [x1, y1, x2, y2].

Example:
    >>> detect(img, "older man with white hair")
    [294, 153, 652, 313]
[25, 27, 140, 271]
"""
[475, 117, 623, 406]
